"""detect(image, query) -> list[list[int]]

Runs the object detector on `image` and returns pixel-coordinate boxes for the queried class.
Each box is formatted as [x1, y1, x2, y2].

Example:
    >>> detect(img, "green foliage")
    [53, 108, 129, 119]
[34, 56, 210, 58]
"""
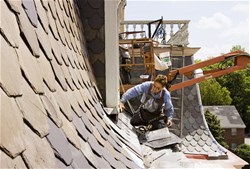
[216, 70, 250, 132]
[205, 110, 229, 149]
[200, 79, 232, 105]
[230, 45, 245, 52]
[234, 144, 250, 169]
[200, 45, 250, 132]
[194, 59, 201, 63]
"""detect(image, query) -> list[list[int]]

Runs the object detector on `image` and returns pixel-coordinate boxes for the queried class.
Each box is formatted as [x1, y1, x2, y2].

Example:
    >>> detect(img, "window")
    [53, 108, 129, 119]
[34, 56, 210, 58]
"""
[231, 143, 237, 149]
[231, 128, 237, 136]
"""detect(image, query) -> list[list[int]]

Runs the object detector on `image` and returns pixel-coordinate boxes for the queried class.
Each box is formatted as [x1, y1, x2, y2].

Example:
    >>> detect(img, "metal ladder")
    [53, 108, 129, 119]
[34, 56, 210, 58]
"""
[168, 45, 185, 138]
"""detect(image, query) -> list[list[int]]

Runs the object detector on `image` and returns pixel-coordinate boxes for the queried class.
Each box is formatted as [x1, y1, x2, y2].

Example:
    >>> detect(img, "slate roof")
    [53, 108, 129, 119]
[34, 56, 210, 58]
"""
[1, 0, 140, 168]
[203, 106, 246, 129]
[0, 0, 247, 168]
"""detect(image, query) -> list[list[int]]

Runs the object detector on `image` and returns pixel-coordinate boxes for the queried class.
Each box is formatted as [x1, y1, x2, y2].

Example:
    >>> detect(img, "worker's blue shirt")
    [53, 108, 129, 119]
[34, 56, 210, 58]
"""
[121, 81, 174, 119]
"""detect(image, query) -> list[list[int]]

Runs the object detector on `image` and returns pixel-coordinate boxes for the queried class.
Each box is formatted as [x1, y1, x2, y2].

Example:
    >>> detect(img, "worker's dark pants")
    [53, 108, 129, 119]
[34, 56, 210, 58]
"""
[130, 108, 166, 130]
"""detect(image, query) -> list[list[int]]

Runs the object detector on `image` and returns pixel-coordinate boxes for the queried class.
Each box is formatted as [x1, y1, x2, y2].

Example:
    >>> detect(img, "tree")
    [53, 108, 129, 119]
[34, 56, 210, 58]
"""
[216, 70, 250, 132]
[199, 45, 250, 133]
[199, 79, 232, 105]
[230, 45, 245, 52]
[216, 45, 250, 132]
[205, 110, 229, 149]
[234, 144, 250, 169]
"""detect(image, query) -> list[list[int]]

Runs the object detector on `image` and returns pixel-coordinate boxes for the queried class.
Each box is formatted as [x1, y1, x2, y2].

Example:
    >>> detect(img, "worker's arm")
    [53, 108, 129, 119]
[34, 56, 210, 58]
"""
[119, 82, 150, 111]
[120, 82, 150, 104]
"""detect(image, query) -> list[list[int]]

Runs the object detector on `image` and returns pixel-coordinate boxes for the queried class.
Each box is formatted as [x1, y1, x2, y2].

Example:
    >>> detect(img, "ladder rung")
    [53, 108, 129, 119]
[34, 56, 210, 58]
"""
[171, 58, 183, 60]
[169, 128, 180, 131]
[171, 97, 181, 100]
[172, 77, 181, 80]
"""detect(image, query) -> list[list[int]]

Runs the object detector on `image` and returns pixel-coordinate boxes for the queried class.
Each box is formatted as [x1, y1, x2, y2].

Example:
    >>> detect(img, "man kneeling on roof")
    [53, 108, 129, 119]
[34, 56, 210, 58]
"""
[119, 74, 174, 130]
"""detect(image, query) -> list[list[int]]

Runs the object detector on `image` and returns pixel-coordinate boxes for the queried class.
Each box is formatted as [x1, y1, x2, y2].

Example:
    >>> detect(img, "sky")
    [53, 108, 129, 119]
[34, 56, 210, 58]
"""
[124, 1, 249, 60]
